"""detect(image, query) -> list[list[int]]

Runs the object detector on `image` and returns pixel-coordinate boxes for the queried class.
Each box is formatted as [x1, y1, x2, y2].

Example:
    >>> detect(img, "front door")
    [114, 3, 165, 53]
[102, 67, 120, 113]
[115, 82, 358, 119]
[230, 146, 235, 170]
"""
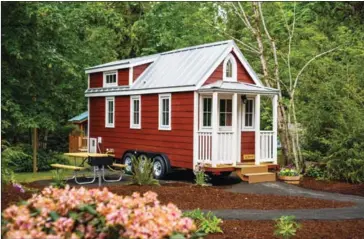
[89, 138, 97, 153]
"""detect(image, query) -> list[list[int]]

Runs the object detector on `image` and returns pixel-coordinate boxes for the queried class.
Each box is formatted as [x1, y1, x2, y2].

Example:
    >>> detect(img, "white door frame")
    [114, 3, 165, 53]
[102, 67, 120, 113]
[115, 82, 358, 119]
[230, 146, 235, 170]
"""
[89, 138, 97, 153]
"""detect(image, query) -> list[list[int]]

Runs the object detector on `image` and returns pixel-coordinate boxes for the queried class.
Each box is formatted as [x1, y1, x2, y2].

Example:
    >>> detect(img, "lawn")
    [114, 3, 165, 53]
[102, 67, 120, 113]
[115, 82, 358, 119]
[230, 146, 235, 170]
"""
[14, 170, 74, 183]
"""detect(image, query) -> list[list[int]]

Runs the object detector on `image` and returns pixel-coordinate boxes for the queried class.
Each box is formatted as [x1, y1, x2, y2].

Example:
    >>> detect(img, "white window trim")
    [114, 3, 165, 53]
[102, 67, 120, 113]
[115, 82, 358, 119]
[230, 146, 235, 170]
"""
[130, 95, 141, 129]
[199, 96, 212, 130]
[105, 97, 115, 128]
[223, 53, 237, 82]
[129, 67, 134, 86]
[242, 98, 255, 131]
[158, 93, 172, 131]
[218, 96, 233, 131]
[103, 71, 118, 87]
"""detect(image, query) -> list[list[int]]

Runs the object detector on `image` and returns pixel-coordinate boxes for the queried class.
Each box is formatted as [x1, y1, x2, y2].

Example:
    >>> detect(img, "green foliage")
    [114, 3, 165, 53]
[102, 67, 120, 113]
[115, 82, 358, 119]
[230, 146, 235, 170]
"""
[183, 209, 223, 234]
[274, 215, 301, 239]
[194, 171, 210, 186]
[278, 166, 300, 177]
[305, 165, 326, 179]
[194, 164, 210, 186]
[129, 155, 159, 186]
[1, 144, 68, 172]
[50, 170, 67, 188]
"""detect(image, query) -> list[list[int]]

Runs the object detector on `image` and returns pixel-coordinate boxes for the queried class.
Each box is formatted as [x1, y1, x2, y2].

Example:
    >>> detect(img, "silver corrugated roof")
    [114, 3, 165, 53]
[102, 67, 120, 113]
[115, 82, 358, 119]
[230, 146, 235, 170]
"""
[199, 80, 279, 94]
[130, 41, 231, 90]
[85, 54, 159, 71]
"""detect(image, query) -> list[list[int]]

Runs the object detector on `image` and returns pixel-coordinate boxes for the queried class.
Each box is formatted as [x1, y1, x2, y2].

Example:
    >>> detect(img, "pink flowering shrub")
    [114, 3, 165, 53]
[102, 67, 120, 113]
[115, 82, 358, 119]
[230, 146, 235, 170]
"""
[2, 185, 197, 239]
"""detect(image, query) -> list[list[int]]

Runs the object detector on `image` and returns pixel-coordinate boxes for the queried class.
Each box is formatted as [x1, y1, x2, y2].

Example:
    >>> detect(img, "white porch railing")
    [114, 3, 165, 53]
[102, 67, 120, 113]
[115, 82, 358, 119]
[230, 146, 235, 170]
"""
[197, 131, 235, 165]
[217, 132, 234, 164]
[260, 131, 274, 162]
[197, 131, 212, 163]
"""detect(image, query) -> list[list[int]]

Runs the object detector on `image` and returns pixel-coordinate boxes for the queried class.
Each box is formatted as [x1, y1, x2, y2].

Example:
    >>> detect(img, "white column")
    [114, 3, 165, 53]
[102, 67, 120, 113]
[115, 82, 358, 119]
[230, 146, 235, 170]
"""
[272, 94, 278, 164]
[231, 93, 238, 166]
[193, 92, 199, 168]
[254, 94, 261, 165]
[237, 94, 242, 165]
[211, 92, 219, 167]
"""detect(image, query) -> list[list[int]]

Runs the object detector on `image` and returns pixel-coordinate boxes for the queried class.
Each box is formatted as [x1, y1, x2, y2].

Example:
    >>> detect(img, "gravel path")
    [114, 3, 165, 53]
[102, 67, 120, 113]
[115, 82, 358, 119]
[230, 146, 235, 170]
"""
[206, 181, 364, 220]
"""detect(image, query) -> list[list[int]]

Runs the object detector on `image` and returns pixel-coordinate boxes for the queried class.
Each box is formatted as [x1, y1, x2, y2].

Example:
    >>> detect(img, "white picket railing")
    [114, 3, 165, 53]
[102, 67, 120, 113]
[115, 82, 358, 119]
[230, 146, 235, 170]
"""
[197, 131, 212, 163]
[217, 132, 234, 164]
[260, 131, 274, 162]
[197, 131, 235, 165]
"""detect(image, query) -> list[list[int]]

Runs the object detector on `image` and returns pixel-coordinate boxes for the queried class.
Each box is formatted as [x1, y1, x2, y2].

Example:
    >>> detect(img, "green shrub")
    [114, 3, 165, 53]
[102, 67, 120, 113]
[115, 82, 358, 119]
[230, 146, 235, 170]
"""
[194, 164, 210, 186]
[1, 144, 68, 172]
[325, 158, 364, 184]
[305, 165, 326, 179]
[129, 155, 159, 186]
[274, 215, 301, 239]
[50, 170, 67, 188]
[183, 209, 223, 234]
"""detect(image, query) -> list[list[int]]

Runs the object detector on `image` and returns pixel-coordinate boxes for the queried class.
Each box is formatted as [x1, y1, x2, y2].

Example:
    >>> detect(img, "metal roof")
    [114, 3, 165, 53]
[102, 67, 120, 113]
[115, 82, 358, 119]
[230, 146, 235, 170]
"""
[68, 111, 88, 122]
[131, 41, 230, 90]
[85, 40, 273, 96]
[85, 54, 159, 72]
[199, 80, 279, 95]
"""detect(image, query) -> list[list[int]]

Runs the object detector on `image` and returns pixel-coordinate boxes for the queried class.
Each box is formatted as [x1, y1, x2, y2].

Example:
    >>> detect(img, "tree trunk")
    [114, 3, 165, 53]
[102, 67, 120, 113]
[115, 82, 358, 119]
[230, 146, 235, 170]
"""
[32, 128, 38, 173]
[43, 129, 49, 150]
[277, 104, 293, 165]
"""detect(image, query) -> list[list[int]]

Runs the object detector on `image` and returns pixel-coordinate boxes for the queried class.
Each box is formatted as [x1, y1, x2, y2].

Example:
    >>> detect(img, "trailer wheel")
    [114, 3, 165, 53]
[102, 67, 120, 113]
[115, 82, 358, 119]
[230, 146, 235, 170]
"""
[122, 153, 134, 174]
[152, 156, 166, 179]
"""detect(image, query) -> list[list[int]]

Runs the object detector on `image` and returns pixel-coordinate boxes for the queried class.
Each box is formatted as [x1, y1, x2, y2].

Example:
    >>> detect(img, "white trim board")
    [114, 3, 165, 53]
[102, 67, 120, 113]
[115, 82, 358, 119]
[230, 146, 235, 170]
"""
[158, 93, 172, 131]
[85, 58, 157, 74]
[85, 86, 196, 97]
[130, 95, 141, 129]
[105, 97, 115, 128]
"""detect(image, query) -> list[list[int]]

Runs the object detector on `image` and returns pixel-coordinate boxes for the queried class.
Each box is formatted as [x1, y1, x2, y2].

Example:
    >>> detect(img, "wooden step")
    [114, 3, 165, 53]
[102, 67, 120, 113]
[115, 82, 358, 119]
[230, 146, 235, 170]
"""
[235, 165, 268, 174]
[241, 172, 276, 184]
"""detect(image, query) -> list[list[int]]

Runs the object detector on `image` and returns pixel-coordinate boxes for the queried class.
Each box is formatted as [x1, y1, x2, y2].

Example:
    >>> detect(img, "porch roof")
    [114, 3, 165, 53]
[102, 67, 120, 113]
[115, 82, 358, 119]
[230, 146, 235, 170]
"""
[198, 80, 279, 95]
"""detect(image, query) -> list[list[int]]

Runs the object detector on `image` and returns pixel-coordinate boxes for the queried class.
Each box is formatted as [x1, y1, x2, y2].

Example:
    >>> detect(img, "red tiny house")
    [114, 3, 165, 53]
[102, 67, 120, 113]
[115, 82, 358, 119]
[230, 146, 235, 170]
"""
[85, 40, 279, 180]
[89, 92, 194, 169]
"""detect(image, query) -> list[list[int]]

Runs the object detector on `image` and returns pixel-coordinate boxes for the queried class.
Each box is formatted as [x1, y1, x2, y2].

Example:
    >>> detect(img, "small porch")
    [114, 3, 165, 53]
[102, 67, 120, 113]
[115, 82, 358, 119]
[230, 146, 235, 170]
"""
[193, 81, 279, 182]
[68, 111, 88, 153]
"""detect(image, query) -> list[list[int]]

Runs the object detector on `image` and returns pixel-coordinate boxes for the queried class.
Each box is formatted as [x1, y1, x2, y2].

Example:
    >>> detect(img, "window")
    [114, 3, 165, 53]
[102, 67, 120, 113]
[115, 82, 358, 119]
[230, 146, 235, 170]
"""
[202, 97, 212, 127]
[105, 97, 115, 128]
[103, 71, 118, 87]
[219, 99, 232, 127]
[243, 99, 255, 129]
[223, 54, 237, 81]
[159, 94, 171, 130]
[226, 60, 233, 78]
[130, 95, 141, 129]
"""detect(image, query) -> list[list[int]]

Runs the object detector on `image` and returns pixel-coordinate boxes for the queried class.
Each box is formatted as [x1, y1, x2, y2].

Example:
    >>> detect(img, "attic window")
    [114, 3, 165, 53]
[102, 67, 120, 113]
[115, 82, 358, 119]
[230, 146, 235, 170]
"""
[103, 71, 118, 87]
[223, 54, 237, 82]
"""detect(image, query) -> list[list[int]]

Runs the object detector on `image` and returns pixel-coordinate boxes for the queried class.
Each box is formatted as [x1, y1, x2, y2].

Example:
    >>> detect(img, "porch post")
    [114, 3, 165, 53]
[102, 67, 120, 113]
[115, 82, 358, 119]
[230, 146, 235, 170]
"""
[232, 93, 238, 166]
[272, 94, 278, 164]
[254, 95, 261, 165]
[211, 92, 218, 167]
[193, 92, 199, 169]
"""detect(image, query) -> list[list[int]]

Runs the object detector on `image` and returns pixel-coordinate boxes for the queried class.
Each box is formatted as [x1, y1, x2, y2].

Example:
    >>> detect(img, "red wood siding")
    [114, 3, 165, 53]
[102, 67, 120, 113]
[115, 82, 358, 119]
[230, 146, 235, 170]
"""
[204, 63, 223, 85]
[118, 68, 129, 86]
[133, 63, 151, 82]
[203, 51, 255, 85]
[89, 92, 194, 169]
[89, 72, 103, 88]
[234, 52, 255, 84]
[241, 131, 255, 160]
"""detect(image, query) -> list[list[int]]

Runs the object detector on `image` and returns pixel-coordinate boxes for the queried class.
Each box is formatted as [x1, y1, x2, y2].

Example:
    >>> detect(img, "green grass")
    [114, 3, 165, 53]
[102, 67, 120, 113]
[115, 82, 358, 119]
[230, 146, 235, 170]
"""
[14, 171, 75, 183]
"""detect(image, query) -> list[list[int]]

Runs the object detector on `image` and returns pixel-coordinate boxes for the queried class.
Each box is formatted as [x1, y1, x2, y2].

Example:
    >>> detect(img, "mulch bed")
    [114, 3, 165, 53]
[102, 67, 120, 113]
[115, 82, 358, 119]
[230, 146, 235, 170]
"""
[1, 182, 354, 211]
[298, 177, 364, 197]
[207, 219, 364, 239]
